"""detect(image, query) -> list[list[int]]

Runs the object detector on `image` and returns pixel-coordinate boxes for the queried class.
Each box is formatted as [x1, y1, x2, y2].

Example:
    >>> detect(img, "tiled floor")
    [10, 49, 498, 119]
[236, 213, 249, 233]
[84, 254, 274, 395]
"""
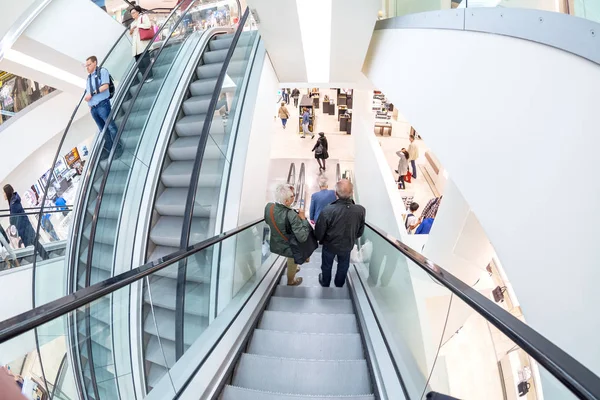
[269, 88, 436, 223]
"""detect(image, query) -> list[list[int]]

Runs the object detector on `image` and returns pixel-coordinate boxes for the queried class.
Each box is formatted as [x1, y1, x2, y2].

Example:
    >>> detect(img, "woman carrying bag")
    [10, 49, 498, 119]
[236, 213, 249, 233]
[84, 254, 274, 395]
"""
[130, 6, 154, 82]
[312, 132, 329, 171]
[278, 102, 290, 129]
[265, 184, 318, 286]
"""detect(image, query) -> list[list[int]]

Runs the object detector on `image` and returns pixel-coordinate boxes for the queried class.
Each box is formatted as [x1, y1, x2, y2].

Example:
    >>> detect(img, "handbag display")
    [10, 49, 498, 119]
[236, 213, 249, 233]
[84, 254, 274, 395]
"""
[138, 15, 154, 41]
[269, 204, 318, 265]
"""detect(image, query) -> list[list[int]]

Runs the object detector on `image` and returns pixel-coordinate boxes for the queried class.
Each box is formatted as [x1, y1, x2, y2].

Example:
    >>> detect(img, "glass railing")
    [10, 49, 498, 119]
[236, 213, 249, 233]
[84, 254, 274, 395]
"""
[0, 219, 276, 399]
[0, 206, 72, 271]
[381, 0, 600, 23]
[0, 73, 56, 126]
[353, 223, 600, 399]
[173, 7, 259, 367]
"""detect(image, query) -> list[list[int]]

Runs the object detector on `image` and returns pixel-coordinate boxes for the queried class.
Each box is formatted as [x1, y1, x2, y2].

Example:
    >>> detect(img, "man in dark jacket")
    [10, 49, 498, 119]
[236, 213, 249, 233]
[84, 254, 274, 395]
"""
[315, 179, 365, 287]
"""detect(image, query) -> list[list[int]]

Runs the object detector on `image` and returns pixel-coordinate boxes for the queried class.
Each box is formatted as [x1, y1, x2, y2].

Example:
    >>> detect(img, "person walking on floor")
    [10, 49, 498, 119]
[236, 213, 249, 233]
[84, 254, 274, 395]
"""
[278, 102, 290, 129]
[315, 179, 366, 288]
[312, 132, 329, 171]
[301, 108, 314, 139]
[130, 6, 153, 82]
[85, 56, 118, 159]
[292, 88, 300, 107]
[408, 133, 419, 179]
[310, 176, 336, 225]
[395, 148, 410, 189]
[265, 184, 311, 286]
[3, 185, 49, 260]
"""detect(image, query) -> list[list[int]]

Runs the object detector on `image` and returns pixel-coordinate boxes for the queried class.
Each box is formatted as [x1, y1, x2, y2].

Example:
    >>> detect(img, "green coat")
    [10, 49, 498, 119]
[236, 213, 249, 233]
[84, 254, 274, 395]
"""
[264, 202, 310, 258]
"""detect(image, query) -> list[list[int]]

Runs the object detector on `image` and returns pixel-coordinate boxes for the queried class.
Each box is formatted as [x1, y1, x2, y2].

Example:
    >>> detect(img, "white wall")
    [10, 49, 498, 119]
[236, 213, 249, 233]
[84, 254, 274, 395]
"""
[0, 95, 95, 198]
[1, 0, 125, 94]
[364, 27, 600, 378]
[0, 0, 37, 42]
[228, 52, 280, 228]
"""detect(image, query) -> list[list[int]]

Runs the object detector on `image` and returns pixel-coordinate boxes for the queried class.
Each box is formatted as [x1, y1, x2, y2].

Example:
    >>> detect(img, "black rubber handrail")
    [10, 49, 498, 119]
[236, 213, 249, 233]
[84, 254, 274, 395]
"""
[0, 208, 72, 218]
[175, 7, 251, 358]
[365, 221, 600, 400]
[0, 218, 263, 344]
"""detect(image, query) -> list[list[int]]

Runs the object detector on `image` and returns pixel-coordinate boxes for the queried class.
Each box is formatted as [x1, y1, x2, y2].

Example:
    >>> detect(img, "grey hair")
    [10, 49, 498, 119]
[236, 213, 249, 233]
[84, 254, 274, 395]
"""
[335, 179, 353, 200]
[274, 183, 294, 204]
[318, 176, 328, 188]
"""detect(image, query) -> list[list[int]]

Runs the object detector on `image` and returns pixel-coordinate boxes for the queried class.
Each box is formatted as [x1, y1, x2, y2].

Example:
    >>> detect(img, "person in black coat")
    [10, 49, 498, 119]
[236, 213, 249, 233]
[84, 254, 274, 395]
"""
[3, 184, 48, 259]
[312, 132, 329, 171]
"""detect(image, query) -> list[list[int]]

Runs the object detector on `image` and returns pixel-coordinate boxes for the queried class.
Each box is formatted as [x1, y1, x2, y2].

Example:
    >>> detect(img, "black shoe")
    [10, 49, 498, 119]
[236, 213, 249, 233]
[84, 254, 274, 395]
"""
[395, 170, 399, 173]
[318, 273, 329, 287]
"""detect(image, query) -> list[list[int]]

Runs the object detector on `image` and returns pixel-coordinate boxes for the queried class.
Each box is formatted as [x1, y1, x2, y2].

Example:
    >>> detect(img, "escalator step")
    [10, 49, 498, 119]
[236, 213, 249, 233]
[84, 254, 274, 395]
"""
[248, 329, 363, 360]
[274, 285, 350, 300]
[232, 354, 371, 396]
[267, 297, 354, 314]
[259, 311, 358, 334]
[155, 187, 217, 217]
[221, 386, 375, 400]
[149, 216, 210, 247]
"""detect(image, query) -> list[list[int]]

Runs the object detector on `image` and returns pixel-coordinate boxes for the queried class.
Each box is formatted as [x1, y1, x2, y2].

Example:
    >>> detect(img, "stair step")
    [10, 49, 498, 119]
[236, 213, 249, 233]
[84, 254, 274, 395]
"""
[143, 307, 208, 346]
[168, 134, 227, 161]
[267, 297, 354, 314]
[149, 216, 210, 248]
[274, 285, 349, 300]
[161, 159, 225, 188]
[248, 329, 363, 360]
[232, 354, 371, 396]
[145, 336, 176, 368]
[154, 188, 218, 217]
[221, 386, 375, 400]
[145, 275, 209, 317]
[259, 311, 358, 334]
[189, 78, 218, 96]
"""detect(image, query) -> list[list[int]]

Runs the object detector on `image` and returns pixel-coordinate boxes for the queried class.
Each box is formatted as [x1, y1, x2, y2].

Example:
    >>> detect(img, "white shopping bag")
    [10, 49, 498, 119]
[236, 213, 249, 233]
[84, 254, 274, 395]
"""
[350, 240, 373, 263]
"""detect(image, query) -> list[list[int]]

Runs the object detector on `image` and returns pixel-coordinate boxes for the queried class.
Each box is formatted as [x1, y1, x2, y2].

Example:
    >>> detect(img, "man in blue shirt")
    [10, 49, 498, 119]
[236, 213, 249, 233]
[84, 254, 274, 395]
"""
[301, 108, 314, 139]
[85, 55, 117, 158]
[310, 177, 337, 225]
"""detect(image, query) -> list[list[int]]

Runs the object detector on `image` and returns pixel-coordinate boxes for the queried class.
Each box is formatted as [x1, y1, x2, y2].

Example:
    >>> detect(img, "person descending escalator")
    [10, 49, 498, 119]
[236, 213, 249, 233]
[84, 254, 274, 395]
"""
[2, 185, 49, 260]
[130, 6, 154, 82]
[314, 179, 365, 288]
[265, 184, 317, 286]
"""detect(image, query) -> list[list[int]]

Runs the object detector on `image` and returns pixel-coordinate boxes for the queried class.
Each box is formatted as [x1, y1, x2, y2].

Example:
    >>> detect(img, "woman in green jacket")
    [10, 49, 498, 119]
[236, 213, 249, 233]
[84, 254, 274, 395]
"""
[264, 184, 310, 286]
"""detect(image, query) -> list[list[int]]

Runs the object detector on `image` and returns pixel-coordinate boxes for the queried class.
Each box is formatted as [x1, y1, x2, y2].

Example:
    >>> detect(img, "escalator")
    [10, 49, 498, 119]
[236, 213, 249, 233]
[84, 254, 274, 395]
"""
[1, 212, 599, 399]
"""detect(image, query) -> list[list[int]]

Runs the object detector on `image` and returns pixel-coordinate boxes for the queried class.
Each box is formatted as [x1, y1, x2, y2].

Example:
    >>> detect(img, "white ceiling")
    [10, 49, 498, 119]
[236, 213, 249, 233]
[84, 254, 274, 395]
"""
[105, 0, 179, 13]
[247, 0, 380, 85]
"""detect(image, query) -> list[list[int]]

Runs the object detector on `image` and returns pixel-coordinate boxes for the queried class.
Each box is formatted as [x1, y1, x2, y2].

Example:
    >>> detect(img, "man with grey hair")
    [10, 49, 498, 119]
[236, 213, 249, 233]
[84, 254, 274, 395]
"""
[315, 179, 366, 287]
[309, 176, 336, 225]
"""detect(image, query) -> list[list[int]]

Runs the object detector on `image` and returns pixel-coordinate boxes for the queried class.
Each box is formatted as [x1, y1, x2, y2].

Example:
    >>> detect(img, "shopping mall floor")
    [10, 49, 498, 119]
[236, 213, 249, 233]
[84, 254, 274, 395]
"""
[269, 88, 435, 222]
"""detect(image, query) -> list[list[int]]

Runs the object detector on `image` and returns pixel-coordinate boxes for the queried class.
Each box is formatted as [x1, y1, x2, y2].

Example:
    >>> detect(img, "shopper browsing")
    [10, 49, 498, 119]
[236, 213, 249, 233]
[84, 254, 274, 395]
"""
[130, 6, 154, 82]
[408, 134, 419, 179]
[405, 202, 419, 233]
[395, 148, 410, 189]
[301, 108, 314, 139]
[278, 102, 290, 129]
[85, 56, 118, 159]
[312, 132, 329, 171]
[292, 88, 300, 107]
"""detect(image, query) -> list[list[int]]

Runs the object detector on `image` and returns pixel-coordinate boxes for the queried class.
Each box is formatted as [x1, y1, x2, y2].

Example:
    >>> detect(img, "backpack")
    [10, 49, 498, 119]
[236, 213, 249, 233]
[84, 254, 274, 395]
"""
[89, 67, 115, 99]
[315, 142, 324, 155]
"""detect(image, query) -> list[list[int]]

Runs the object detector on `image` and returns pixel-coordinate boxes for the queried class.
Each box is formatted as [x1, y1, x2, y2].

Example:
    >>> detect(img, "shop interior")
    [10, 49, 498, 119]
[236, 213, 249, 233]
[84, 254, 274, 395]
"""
[0, 71, 55, 127]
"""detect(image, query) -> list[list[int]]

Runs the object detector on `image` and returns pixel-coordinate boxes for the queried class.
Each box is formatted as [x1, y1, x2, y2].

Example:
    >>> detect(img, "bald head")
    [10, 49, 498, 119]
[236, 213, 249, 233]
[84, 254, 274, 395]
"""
[335, 179, 353, 200]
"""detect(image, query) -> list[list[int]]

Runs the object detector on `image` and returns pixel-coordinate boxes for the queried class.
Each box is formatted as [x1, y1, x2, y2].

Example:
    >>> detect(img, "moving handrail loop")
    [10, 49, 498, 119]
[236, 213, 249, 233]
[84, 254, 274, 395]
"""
[365, 221, 600, 400]
[287, 163, 296, 186]
[0, 218, 264, 344]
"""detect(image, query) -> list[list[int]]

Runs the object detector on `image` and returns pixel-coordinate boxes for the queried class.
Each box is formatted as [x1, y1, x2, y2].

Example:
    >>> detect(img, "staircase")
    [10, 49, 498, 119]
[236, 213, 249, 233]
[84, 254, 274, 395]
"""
[222, 253, 375, 399]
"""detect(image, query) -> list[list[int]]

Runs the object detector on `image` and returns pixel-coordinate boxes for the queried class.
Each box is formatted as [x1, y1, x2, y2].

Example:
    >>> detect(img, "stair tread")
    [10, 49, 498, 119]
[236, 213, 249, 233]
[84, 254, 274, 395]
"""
[267, 297, 354, 314]
[259, 311, 358, 334]
[222, 385, 375, 400]
[233, 354, 371, 396]
[248, 329, 363, 360]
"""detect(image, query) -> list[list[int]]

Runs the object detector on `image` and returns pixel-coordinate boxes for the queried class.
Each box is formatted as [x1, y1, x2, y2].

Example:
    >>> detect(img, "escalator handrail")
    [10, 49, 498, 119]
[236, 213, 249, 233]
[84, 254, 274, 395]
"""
[0, 208, 72, 218]
[364, 221, 600, 400]
[83, 0, 204, 285]
[287, 163, 296, 186]
[175, 7, 251, 357]
[0, 218, 264, 343]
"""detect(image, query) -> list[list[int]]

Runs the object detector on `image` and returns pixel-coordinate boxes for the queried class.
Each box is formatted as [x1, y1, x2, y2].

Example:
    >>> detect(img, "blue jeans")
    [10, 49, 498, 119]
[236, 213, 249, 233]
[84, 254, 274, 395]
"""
[321, 246, 351, 287]
[411, 160, 417, 179]
[90, 99, 118, 155]
[281, 118, 287, 127]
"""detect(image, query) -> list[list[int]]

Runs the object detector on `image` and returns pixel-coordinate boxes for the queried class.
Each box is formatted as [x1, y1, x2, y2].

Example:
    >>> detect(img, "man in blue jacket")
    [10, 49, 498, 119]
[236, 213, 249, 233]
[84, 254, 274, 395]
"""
[310, 177, 336, 225]
[85, 55, 117, 158]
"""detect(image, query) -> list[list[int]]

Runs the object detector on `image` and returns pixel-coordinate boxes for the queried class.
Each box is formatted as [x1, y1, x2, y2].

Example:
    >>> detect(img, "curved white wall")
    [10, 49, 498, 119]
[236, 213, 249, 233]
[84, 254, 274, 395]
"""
[364, 27, 600, 376]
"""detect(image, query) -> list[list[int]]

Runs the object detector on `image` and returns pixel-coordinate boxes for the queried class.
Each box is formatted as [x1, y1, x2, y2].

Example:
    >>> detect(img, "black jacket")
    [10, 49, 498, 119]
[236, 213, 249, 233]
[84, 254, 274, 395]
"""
[312, 137, 329, 159]
[315, 198, 365, 253]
